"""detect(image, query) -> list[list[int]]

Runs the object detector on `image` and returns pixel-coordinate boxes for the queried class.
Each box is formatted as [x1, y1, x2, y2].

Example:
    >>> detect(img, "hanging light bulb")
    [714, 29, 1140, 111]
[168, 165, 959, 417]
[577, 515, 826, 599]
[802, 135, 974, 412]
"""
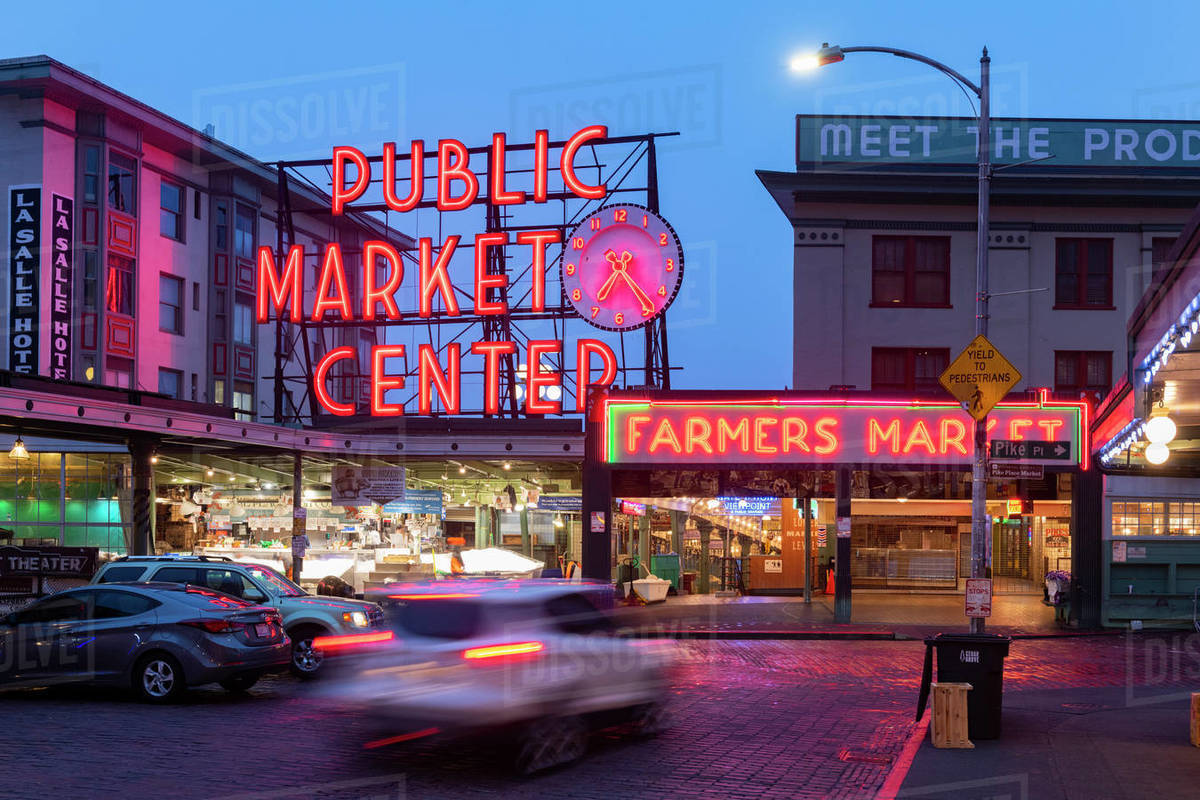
[553, 514, 564, 529]
[9, 436, 29, 460]
[1145, 442, 1170, 465]
[1145, 415, 1177, 445]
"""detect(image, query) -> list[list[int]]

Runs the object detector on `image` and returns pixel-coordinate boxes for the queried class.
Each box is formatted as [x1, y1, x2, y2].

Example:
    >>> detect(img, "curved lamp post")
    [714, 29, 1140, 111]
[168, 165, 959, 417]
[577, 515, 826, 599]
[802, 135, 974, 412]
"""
[797, 43, 992, 633]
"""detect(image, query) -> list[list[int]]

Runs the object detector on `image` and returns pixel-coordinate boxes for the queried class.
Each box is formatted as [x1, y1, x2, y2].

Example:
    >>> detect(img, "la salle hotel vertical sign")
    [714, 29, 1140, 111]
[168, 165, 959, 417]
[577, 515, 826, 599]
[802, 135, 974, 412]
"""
[49, 194, 74, 380]
[9, 185, 40, 374]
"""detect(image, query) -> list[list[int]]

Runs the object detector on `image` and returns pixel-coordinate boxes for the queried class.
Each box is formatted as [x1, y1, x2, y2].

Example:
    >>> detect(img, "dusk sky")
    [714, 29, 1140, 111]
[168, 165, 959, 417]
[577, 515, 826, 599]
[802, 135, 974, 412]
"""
[10, 0, 1198, 390]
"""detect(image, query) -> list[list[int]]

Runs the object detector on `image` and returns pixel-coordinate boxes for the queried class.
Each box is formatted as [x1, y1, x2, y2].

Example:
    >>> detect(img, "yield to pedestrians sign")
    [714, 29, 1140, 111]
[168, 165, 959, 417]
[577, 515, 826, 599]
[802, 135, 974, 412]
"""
[939, 335, 1021, 421]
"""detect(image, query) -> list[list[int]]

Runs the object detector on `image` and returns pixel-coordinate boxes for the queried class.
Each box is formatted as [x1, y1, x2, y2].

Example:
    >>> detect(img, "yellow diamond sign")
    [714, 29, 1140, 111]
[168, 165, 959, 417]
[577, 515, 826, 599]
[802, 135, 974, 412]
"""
[939, 335, 1021, 421]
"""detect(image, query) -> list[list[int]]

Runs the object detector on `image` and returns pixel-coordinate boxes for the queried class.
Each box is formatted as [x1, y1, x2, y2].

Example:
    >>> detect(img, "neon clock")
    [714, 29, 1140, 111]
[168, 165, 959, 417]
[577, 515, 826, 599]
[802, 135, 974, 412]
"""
[561, 203, 684, 331]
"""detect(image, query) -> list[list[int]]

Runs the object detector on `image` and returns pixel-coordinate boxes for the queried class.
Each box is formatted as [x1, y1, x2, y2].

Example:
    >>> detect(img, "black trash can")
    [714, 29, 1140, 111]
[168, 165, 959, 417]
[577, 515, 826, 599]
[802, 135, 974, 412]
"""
[921, 633, 1012, 740]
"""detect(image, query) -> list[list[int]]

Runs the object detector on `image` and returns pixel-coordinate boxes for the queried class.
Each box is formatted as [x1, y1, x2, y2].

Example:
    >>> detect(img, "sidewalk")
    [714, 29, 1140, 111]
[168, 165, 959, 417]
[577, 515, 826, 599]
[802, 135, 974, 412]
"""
[895, 684, 1200, 799]
[615, 590, 1076, 640]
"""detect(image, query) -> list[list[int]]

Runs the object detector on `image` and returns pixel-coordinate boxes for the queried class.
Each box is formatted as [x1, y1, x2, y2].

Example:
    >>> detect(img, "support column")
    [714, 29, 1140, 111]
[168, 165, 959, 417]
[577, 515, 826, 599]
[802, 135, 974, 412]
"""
[697, 517, 713, 594]
[520, 506, 531, 557]
[835, 467, 852, 624]
[291, 452, 304, 577]
[638, 512, 651, 575]
[670, 510, 684, 555]
[1071, 466, 1103, 628]
[129, 439, 156, 556]
[582, 416, 613, 581]
[473, 505, 483, 549]
[803, 495, 813, 604]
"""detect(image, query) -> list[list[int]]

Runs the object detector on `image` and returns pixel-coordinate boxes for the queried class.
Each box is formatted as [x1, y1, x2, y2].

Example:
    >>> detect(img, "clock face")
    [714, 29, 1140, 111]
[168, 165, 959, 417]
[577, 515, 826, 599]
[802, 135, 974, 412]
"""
[561, 203, 684, 332]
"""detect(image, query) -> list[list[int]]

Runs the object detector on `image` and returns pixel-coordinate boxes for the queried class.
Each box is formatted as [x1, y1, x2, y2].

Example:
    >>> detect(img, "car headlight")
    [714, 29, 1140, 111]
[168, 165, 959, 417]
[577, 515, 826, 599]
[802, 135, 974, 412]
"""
[343, 611, 370, 628]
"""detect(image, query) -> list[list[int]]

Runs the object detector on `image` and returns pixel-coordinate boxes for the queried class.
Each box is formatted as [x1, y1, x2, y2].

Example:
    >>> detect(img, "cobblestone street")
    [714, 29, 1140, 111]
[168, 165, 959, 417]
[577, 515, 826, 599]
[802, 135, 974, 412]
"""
[0, 634, 1180, 800]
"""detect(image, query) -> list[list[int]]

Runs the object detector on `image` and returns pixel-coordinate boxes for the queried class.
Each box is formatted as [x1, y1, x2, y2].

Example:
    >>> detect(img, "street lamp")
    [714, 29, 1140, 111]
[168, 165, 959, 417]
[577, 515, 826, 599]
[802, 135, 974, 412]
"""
[798, 42, 993, 634]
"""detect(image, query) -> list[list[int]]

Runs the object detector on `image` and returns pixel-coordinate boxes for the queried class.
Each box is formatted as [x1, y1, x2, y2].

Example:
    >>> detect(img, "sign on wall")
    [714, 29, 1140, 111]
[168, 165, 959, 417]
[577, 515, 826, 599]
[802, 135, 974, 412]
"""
[382, 489, 444, 516]
[8, 186, 40, 374]
[331, 466, 406, 506]
[49, 194, 73, 381]
[799, 115, 1200, 169]
[0, 545, 98, 578]
[603, 397, 1087, 467]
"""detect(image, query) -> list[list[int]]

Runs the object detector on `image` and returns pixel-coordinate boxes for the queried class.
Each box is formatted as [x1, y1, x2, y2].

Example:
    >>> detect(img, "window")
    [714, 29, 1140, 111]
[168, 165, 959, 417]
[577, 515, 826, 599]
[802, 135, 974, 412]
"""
[83, 146, 100, 204]
[105, 254, 135, 316]
[151, 567, 200, 585]
[82, 251, 99, 313]
[192, 281, 201, 312]
[95, 566, 148, 583]
[199, 569, 265, 600]
[107, 151, 137, 215]
[104, 357, 133, 389]
[159, 273, 184, 334]
[545, 593, 614, 635]
[158, 368, 182, 399]
[233, 382, 254, 421]
[233, 300, 253, 345]
[160, 180, 184, 240]
[234, 204, 255, 260]
[191, 373, 198, 402]
[13, 593, 88, 624]
[871, 235, 951, 307]
[1055, 238, 1113, 308]
[92, 590, 159, 619]
[871, 347, 950, 393]
[214, 289, 228, 341]
[1054, 351, 1111, 399]
[214, 379, 225, 405]
[193, 188, 201, 220]
[1112, 500, 1200, 537]
[1151, 236, 1177, 286]
[215, 203, 228, 250]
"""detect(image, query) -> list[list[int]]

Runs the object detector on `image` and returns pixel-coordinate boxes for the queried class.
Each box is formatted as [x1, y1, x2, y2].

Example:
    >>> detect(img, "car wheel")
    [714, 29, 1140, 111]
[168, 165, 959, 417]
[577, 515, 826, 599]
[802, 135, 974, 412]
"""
[219, 673, 259, 693]
[630, 702, 670, 737]
[514, 715, 587, 776]
[289, 629, 325, 679]
[134, 653, 186, 703]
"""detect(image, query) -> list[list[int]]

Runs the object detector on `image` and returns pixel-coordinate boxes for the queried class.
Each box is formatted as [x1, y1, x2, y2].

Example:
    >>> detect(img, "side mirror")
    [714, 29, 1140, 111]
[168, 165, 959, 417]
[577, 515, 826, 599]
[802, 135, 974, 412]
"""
[244, 588, 268, 603]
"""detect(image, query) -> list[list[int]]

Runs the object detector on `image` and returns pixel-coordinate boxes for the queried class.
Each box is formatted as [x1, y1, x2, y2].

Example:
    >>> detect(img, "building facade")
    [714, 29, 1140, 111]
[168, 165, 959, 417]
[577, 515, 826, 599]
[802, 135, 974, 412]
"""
[759, 115, 1200, 404]
[0, 56, 399, 423]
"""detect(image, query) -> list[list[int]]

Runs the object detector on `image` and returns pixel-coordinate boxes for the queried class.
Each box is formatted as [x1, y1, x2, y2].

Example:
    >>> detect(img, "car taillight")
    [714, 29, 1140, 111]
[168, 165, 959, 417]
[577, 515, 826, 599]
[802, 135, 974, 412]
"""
[462, 641, 545, 662]
[312, 631, 395, 650]
[180, 619, 246, 634]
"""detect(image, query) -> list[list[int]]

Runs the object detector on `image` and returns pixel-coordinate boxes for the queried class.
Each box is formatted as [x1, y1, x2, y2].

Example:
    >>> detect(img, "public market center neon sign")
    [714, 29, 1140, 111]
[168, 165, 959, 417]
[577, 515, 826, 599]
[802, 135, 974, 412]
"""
[255, 125, 627, 417]
[603, 395, 1089, 468]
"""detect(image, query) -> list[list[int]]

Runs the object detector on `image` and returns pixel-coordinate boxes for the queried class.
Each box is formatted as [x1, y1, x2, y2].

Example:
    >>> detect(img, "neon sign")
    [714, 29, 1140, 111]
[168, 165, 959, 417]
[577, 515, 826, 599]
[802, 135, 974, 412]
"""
[255, 126, 667, 418]
[603, 393, 1089, 468]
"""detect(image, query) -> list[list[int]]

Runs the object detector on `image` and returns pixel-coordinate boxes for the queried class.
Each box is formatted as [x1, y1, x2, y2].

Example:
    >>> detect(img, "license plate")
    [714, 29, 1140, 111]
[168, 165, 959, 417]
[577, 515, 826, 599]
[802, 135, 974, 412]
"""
[255, 623, 272, 638]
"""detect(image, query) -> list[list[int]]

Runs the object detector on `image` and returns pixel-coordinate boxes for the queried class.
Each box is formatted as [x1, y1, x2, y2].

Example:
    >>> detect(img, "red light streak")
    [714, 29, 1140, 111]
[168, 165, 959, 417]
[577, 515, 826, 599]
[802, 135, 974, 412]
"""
[363, 728, 441, 749]
[312, 631, 395, 650]
[462, 641, 545, 660]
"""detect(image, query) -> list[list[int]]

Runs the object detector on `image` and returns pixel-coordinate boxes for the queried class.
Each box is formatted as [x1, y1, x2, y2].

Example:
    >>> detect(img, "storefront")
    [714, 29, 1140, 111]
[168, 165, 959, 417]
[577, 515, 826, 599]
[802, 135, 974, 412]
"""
[583, 389, 1090, 611]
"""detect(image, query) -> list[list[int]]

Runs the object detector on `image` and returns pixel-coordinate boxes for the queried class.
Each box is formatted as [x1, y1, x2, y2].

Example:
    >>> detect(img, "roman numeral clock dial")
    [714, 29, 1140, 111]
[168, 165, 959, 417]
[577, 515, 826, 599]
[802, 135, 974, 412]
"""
[561, 203, 684, 332]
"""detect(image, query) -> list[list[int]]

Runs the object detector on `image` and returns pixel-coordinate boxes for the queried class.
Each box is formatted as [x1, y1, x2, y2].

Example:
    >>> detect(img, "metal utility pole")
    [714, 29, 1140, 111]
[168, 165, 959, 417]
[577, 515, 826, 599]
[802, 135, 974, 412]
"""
[970, 49, 991, 634]
[808, 43, 994, 633]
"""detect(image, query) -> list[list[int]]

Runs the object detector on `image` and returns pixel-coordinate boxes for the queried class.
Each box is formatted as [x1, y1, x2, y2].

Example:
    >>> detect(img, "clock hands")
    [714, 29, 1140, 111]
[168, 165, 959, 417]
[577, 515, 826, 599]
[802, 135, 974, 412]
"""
[597, 249, 655, 316]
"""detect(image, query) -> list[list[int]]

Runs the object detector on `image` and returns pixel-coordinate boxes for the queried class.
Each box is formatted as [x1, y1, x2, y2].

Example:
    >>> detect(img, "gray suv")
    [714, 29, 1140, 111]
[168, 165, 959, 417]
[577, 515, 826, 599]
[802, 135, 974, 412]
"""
[91, 556, 383, 677]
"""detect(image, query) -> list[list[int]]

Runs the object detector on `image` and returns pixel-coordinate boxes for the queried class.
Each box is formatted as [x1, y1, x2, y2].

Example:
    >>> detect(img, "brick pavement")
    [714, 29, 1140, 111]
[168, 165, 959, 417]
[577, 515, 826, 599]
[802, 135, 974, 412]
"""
[0, 635, 1171, 800]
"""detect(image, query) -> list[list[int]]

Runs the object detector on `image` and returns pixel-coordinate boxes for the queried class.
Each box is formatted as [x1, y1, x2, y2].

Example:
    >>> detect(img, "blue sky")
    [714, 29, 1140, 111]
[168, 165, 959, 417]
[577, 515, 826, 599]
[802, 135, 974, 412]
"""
[9, 0, 1199, 390]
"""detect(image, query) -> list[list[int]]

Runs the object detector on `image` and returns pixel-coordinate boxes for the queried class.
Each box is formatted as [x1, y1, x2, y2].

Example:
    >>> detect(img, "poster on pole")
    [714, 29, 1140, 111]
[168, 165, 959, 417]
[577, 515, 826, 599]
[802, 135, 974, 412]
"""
[331, 466, 406, 506]
[836, 517, 851, 538]
[965, 578, 993, 618]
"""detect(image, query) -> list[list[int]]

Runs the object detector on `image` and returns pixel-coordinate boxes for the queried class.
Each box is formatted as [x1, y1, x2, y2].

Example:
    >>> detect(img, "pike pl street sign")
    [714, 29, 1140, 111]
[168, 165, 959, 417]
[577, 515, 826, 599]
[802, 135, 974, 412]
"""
[990, 440, 1073, 461]
[939, 335, 1021, 421]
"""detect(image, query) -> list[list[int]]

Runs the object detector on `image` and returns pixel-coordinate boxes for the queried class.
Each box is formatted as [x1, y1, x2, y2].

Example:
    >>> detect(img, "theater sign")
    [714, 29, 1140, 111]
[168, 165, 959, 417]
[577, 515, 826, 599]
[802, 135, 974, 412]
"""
[602, 393, 1089, 468]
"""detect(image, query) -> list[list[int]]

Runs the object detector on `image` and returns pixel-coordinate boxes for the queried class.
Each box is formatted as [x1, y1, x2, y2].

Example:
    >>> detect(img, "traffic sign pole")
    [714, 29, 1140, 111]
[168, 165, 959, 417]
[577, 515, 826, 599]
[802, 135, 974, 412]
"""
[970, 51, 991, 635]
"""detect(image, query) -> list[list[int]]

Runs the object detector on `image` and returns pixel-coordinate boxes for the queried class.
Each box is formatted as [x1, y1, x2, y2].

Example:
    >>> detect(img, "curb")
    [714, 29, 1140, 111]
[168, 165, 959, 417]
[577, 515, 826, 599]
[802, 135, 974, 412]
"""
[628, 629, 897, 641]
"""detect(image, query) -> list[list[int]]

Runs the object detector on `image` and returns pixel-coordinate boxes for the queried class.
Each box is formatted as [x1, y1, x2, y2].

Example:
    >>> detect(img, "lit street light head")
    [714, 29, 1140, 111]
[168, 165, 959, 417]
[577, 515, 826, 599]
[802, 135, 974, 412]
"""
[789, 43, 845, 73]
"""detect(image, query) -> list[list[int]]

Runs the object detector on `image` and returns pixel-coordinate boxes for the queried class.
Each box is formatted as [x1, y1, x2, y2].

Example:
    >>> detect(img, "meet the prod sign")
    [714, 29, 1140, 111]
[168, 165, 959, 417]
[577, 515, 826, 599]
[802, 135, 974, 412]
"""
[255, 125, 684, 418]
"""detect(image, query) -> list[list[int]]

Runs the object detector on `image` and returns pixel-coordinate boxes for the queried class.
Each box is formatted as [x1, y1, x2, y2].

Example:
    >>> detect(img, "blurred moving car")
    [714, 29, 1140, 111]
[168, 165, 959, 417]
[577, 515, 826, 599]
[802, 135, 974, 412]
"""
[92, 555, 383, 678]
[0, 583, 289, 702]
[323, 580, 675, 774]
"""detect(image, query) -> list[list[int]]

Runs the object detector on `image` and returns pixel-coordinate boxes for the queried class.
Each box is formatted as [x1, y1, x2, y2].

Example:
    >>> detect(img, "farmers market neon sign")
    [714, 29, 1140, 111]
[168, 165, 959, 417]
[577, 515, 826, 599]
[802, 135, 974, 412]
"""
[603, 393, 1089, 468]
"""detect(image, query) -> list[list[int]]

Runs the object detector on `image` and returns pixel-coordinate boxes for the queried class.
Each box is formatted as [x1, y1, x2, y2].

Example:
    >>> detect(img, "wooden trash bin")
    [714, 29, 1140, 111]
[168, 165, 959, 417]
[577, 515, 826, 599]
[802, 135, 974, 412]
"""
[1191, 692, 1200, 747]
[930, 682, 974, 749]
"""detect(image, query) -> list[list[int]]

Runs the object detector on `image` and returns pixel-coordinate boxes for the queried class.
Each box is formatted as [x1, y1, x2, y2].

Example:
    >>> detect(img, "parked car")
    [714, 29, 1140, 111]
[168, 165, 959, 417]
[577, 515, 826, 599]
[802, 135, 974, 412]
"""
[91, 555, 384, 678]
[0, 582, 289, 702]
[323, 580, 676, 774]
